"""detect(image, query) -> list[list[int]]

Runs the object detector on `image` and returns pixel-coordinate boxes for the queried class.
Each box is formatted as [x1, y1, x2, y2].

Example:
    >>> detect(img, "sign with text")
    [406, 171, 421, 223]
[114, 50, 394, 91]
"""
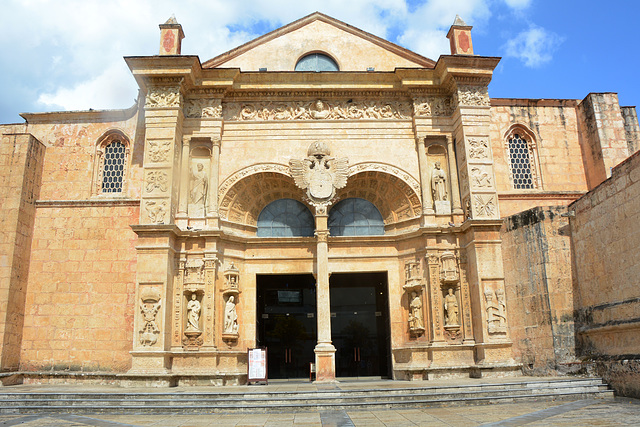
[248, 347, 267, 384]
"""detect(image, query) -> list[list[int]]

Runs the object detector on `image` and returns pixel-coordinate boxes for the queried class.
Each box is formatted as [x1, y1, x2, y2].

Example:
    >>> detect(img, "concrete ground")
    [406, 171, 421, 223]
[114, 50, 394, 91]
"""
[0, 398, 639, 426]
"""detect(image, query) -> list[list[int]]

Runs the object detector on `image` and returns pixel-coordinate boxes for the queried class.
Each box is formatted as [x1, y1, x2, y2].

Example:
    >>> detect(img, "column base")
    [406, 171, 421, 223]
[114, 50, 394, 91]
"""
[314, 343, 337, 383]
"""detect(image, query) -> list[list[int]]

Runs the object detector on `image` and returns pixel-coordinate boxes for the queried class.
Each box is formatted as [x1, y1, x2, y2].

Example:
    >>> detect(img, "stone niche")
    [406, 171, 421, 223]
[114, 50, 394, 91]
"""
[182, 258, 205, 350]
[188, 145, 212, 221]
[221, 263, 240, 342]
[427, 144, 451, 215]
[403, 260, 425, 337]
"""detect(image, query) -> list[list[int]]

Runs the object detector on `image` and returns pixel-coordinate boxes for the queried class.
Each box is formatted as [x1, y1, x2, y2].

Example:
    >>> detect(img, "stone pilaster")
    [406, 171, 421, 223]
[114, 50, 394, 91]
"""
[415, 135, 435, 225]
[426, 253, 444, 343]
[446, 135, 463, 215]
[207, 138, 221, 229]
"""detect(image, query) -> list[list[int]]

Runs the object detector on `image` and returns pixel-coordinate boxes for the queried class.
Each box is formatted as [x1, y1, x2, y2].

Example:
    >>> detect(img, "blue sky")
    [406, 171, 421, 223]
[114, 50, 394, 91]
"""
[1, 0, 638, 123]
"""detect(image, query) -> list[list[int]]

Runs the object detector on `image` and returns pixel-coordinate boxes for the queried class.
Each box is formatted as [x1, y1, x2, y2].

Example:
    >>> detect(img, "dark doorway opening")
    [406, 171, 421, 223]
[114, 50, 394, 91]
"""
[330, 272, 391, 378]
[256, 274, 317, 379]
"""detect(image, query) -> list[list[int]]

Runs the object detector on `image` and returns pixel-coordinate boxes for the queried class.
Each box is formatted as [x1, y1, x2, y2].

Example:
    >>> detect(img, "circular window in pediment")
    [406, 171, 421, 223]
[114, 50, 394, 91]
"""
[295, 53, 339, 72]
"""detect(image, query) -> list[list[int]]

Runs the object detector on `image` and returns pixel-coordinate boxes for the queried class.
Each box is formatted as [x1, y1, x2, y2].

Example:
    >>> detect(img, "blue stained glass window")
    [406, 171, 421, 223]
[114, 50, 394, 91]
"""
[257, 199, 315, 237]
[328, 198, 384, 236]
[295, 53, 339, 72]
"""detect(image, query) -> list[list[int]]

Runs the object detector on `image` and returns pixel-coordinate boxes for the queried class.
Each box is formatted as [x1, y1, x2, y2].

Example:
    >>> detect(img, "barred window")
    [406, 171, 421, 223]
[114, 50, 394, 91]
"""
[507, 133, 535, 189]
[101, 141, 126, 193]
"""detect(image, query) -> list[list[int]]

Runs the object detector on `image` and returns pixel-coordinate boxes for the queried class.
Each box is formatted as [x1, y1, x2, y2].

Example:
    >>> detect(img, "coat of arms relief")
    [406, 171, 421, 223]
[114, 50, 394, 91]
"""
[289, 141, 348, 209]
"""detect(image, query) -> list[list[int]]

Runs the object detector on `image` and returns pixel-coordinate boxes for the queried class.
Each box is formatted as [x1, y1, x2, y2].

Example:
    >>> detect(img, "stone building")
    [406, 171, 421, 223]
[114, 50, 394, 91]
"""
[1, 13, 638, 388]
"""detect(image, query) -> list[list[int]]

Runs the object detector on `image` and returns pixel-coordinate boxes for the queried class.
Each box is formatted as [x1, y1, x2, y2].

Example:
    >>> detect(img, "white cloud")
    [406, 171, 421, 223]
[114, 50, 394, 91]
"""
[0, 0, 557, 118]
[503, 25, 563, 67]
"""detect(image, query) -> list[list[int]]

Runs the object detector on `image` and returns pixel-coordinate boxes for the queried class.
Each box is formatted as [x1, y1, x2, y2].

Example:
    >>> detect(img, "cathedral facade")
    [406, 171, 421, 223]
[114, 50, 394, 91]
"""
[1, 13, 638, 387]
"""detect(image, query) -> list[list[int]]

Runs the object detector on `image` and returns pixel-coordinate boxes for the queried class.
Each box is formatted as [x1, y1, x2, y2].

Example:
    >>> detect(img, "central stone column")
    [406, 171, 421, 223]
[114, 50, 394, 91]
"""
[314, 210, 336, 382]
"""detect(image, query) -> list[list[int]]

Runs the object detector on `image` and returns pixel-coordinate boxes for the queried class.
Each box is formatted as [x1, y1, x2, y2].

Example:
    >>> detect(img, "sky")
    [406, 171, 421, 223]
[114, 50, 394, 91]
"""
[1, 0, 638, 124]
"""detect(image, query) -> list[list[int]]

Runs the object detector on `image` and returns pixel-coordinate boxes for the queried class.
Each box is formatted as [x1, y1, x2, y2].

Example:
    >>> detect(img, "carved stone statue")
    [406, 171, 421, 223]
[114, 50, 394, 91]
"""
[290, 141, 348, 205]
[431, 161, 448, 202]
[190, 162, 208, 216]
[185, 293, 201, 332]
[444, 288, 459, 326]
[223, 295, 238, 334]
[408, 292, 425, 333]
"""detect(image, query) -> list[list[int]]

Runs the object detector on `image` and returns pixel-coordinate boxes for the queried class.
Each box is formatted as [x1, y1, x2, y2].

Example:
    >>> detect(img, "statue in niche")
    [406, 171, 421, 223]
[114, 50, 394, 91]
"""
[190, 162, 208, 216]
[185, 293, 201, 332]
[431, 161, 448, 202]
[444, 288, 459, 326]
[408, 292, 425, 333]
[224, 295, 238, 334]
[485, 289, 507, 334]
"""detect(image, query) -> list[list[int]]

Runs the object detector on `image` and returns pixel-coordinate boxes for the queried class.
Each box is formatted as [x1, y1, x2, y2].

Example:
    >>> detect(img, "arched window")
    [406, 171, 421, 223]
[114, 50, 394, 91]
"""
[93, 131, 130, 196]
[328, 198, 384, 236]
[257, 199, 315, 237]
[295, 53, 339, 72]
[505, 125, 541, 190]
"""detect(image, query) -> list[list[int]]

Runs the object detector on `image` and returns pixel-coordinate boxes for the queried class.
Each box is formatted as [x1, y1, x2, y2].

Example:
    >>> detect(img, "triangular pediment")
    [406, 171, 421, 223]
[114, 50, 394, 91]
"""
[203, 12, 435, 71]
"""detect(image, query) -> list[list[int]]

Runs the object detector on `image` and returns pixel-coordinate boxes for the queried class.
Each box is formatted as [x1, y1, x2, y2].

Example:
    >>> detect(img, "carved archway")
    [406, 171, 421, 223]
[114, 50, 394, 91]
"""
[219, 170, 307, 226]
[337, 169, 422, 224]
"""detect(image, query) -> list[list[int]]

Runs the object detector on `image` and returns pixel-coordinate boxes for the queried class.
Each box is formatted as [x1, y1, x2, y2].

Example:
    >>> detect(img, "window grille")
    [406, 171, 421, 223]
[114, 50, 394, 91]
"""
[507, 133, 535, 189]
[101, 141, 126, 193]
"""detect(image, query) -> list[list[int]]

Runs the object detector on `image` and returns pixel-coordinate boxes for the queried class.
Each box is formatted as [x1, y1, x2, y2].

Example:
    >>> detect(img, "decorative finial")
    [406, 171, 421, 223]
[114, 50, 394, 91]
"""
[447, 15, 474, 55]
[159, 15, 185, 55]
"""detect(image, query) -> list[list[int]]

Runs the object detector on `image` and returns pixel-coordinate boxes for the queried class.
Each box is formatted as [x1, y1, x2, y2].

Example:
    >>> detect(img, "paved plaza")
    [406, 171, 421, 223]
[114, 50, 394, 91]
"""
[0, 397, 638, 426]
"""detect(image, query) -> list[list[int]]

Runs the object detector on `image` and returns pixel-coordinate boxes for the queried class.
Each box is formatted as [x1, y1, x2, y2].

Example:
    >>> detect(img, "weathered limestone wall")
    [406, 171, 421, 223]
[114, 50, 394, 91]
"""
[20, 203, 139, 372]
[622, 106, 640, 155]
[501, 206, 576, 375]
[490, 100, 588, 218]
[0, 131, 45, 370]
[577, 93, 630, 190]
[570, 149, 640, 398]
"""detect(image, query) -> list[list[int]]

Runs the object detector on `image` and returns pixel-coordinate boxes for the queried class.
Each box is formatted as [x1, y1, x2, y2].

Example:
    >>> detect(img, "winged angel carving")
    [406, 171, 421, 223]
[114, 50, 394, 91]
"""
[289, 141, 348, 205]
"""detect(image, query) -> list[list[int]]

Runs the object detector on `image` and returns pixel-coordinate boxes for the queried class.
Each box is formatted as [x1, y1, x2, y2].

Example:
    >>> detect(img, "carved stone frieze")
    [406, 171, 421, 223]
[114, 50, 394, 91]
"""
[224, 99, 412, 121]
[454, 86, 490, 107]
[144, 200, 168, 224]
[147, 140, 171, 163]
[145, 171, 169, 193]
[413, 96, 454, 117]
[184, 98, 222, 118]
[145, 86, 182, 108]
[473, 194, 497, 218]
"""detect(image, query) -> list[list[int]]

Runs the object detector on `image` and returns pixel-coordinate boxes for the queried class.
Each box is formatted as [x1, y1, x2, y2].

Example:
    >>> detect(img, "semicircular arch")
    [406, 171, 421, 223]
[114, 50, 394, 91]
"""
[219, 170, 308, 226]
[337, 168, 422, 224]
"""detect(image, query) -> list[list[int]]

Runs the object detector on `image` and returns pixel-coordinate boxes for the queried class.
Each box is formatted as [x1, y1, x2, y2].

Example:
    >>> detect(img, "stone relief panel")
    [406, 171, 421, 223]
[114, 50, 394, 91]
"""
[467, 137, 490, 160]
[413, 96, 454, 117]
[147, 140, 171, 163]
[145, 86, 182, 108]
[139, 286, 162, 347]
[454, 86, 490, 107]
[469, 165, 494, 189]
[484, 282, 508, 336]
[473, 194, 497, 218]
[223, 99, 412, 121]
[184, 98, 222, 118]
[144, 200, 168, 224]
[145, 170, 169, 193]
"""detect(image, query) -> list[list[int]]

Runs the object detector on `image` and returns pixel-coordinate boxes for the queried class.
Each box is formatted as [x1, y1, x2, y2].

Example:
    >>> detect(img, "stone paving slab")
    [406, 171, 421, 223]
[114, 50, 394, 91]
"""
[0, 398, 638, 426]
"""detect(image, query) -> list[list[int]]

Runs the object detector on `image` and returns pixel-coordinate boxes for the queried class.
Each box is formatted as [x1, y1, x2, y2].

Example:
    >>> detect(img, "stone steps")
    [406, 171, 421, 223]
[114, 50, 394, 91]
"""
[0, 378, 614, 414]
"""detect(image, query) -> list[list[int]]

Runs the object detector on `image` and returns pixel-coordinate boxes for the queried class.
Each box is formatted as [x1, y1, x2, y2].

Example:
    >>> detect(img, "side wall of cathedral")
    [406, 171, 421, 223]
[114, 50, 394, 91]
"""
[570, 149, 640, 398]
